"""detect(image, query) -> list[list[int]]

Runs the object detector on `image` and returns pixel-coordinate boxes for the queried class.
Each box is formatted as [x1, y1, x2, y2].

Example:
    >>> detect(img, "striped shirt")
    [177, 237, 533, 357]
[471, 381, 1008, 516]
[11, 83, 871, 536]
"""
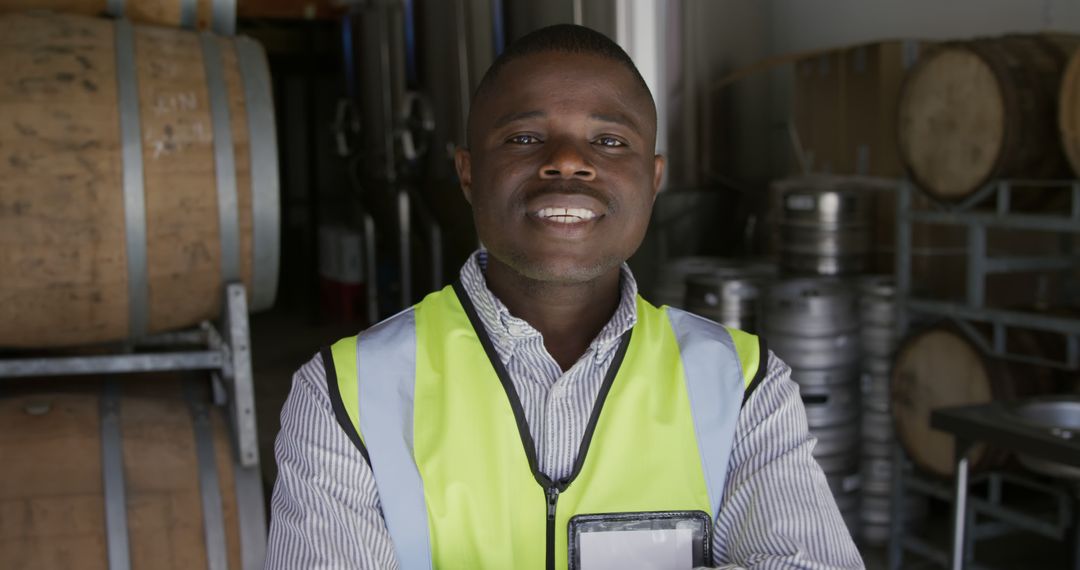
[266, 251, 864, 569]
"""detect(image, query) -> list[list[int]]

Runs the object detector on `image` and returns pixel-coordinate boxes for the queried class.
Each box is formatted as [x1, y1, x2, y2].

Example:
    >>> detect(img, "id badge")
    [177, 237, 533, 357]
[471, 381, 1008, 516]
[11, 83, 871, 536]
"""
[567, 511, 712, 570]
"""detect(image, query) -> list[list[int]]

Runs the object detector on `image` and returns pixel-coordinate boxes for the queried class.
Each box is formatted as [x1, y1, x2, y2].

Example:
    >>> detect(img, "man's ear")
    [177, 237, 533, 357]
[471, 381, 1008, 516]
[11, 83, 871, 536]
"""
[455, 147, 473, 204]
[651, 154, 666, 201]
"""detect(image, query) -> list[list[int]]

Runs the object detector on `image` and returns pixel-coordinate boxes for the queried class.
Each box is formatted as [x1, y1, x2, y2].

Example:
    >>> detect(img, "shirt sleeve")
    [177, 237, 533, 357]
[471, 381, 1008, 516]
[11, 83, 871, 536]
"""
[712, 351, 865, 569]
[265, 354, 400, 569]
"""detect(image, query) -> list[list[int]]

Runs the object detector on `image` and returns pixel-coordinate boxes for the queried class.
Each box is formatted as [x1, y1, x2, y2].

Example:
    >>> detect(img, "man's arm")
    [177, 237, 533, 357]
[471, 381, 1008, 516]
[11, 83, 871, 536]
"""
[713, 351, 864, 569]
[265, 354, 399, 569]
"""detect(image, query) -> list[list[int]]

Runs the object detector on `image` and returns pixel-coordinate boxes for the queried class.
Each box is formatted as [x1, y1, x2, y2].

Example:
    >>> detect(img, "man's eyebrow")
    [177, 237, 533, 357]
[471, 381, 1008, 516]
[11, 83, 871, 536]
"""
[492, 110, 547, 129]
[590, 112, 642, 134]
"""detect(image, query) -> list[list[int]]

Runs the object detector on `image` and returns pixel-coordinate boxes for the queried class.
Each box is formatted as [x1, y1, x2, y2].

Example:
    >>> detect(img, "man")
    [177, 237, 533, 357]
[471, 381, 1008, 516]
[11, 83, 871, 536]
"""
[267, 24, 863, 569]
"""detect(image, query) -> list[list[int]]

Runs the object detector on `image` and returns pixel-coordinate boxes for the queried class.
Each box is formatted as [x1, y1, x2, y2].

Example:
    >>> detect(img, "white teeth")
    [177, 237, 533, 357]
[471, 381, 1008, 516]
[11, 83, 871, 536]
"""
[536, 207, 597, 223]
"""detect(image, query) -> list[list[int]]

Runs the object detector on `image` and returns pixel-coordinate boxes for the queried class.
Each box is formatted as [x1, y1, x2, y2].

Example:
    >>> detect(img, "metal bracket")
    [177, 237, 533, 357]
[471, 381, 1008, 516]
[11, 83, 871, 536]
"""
[221, 283, 260, 468]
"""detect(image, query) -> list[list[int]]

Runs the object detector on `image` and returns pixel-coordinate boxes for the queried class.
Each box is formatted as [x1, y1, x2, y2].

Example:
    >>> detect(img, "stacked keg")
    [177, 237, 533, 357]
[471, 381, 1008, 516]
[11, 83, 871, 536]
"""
[858, 277, 899, 544]
[655, 257, 732, 308]
[778, 182, 871, 276]
[684, 261, 777, 333]
[764, 279, 862, 531]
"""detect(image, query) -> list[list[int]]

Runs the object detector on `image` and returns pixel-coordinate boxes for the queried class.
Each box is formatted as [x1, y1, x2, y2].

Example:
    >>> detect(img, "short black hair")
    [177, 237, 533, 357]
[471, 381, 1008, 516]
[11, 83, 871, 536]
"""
[467, 24, 655, 146]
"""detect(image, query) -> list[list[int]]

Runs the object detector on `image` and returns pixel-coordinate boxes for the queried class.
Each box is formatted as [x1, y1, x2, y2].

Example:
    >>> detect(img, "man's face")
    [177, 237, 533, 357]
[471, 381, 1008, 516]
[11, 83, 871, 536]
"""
[455, 51, 665, 284]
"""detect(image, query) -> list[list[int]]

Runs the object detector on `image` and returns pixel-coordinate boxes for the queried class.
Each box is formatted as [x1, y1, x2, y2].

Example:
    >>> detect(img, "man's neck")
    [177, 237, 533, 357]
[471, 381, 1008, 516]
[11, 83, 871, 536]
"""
[484, 257, 622, 372]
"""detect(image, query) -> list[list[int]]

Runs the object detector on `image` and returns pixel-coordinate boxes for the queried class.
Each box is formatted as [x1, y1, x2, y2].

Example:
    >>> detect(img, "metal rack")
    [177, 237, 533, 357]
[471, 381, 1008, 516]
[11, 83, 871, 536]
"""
[0, 282, 267, 570]
[894, 178, 1080, 370]
[888, 447, 1077, 570]
[889, 177, 1080, 568]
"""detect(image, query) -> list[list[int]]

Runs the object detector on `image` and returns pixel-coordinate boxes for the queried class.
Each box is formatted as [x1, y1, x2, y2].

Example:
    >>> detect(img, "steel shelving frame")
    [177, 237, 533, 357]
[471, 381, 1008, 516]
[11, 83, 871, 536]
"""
[889, 178, 1080, 569]
[0, 283, 267, 570]
[894, 178, 1080, 371]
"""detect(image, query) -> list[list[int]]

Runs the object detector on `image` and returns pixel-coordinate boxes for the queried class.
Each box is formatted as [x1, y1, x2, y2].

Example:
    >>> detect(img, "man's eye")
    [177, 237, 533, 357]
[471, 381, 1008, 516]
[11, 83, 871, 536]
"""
[507, 134, 541, 144]
[594, 136, 626, 147]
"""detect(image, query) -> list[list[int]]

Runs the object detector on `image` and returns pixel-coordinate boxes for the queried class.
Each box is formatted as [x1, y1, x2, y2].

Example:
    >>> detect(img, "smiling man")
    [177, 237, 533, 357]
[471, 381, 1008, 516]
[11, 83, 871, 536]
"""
[266, 25, 863, 570]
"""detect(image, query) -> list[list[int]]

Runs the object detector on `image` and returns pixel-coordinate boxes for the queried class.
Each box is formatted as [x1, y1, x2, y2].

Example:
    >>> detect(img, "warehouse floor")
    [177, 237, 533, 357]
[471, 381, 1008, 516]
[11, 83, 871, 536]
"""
[249, 307, 1073, 569]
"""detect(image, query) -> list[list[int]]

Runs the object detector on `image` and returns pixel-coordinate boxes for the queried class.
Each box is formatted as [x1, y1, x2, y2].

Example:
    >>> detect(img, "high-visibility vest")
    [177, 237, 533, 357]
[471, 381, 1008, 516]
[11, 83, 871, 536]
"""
[323, 283, 767, 570]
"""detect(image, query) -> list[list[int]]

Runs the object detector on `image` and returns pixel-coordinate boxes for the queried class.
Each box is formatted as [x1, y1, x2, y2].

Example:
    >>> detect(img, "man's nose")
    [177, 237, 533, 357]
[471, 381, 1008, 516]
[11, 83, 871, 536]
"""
[539, 140, 596, 181]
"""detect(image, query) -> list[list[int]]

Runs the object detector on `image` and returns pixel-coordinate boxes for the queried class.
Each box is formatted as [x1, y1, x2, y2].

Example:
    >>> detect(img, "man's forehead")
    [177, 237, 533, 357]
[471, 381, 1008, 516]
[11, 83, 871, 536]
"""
[479, 52, 652, 119]
[497, 51, 635, 92]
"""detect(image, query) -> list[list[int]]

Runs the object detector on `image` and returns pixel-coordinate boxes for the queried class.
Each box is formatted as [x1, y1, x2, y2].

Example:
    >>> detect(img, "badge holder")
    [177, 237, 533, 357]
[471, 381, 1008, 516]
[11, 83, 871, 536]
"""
[567, 510, 712, 570]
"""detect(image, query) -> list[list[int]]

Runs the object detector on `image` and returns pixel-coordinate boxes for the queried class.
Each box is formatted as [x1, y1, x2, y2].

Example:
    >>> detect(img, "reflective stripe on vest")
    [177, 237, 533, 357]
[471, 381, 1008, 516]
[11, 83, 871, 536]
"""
[324, 285, 767, 569]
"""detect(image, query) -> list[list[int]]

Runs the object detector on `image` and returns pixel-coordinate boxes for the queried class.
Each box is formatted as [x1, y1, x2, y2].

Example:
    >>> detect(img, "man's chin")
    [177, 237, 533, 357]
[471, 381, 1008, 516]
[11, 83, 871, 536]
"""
[496, 250, 622, 286]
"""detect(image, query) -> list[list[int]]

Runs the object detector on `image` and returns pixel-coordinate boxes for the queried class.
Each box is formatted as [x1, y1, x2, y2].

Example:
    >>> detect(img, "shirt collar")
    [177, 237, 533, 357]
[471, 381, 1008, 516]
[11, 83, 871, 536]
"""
[457, 249, 638, 363]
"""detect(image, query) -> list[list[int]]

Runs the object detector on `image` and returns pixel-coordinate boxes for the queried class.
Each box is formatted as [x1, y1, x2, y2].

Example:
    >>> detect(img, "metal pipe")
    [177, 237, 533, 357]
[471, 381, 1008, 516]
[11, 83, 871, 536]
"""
[903, 537, 950, 567]
[984, 256, 1080, 273]
[136, 329, 208, 347]
[1072, 181, 1080, 220]
[996, 180, 1011, 215]
[406, 187, 443, 291]
[0, 352, 224, 378]
[398, 187, 412, 307]
[908, 210, 1080, 233]
[101, 380, 132, 570]
[888, 444, 907, 570]
[455, 0, 471, 144]
[363, 211, 379, 322]
[951, 441, 971, 570]
[967, 224, 986, 308]
[906, 300, 1080, 335]
[895, 179, 912, 336]
[378, 3, 398, 182]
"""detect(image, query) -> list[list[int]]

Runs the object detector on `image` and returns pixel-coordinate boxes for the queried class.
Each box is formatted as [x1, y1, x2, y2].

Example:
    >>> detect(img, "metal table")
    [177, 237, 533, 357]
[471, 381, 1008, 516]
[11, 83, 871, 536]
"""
[932, 400, 1080, 570]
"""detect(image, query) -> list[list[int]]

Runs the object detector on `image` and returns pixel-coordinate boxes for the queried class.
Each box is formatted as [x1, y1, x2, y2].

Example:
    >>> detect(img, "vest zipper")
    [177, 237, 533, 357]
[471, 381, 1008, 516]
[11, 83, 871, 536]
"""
[452, 284, 634, 570]
[545, 485, 560, 570]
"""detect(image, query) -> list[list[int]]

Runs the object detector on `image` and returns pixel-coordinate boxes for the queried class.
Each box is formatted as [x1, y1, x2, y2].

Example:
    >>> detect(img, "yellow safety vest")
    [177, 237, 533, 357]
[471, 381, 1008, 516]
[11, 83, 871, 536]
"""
[323, 283, 766, 569]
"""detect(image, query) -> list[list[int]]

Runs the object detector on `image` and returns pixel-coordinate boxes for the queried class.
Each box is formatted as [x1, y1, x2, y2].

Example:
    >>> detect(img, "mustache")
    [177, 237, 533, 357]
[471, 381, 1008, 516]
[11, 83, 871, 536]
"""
[524, 181, 613, 209]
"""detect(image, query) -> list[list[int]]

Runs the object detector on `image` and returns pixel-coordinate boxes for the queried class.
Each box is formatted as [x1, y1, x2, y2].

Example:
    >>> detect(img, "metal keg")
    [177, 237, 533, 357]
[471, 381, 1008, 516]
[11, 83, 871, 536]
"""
[778, 184, 871, 276]
[801, 383, 860, 428]
[818, 452, 861, 536]
[863, 356, 892, 377]
[766, 279, 860, 369]
[827, 473, 862, 535]
[655, 257, 724, 308]
[655, 257, 775, 309]
[863, 523, 890, 545]
[811, 424, 861, 457]
[862, 438, 893, 459]
[860, 495, 927, 546]
[771, 332, 861, 369]
[861, 371, 890, 413]
[859, 277, 899, 358]
[795, 365, 862, 388]
[862, 409, 894, 446]
[685, 267, 771, 333]
[817, 451, 859, 476]
[861, 457, 893, 496]
[765, 279, 858, 334]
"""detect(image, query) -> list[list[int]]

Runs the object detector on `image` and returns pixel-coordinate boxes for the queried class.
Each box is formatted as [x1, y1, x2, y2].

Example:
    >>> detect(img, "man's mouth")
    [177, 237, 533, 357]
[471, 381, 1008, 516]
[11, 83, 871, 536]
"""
[534, 207, 598, 224]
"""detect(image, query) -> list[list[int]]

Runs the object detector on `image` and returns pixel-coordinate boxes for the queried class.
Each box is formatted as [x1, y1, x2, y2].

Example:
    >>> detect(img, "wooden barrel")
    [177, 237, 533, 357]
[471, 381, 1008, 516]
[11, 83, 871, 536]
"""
[0, 12, 279, 348]
[0, 2, 234, 32]
[1058, 49, 1080, 177]
[890, 326, 1058, 478]
[0, 378, 245, 569]
[897, 36, 1078, 201]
